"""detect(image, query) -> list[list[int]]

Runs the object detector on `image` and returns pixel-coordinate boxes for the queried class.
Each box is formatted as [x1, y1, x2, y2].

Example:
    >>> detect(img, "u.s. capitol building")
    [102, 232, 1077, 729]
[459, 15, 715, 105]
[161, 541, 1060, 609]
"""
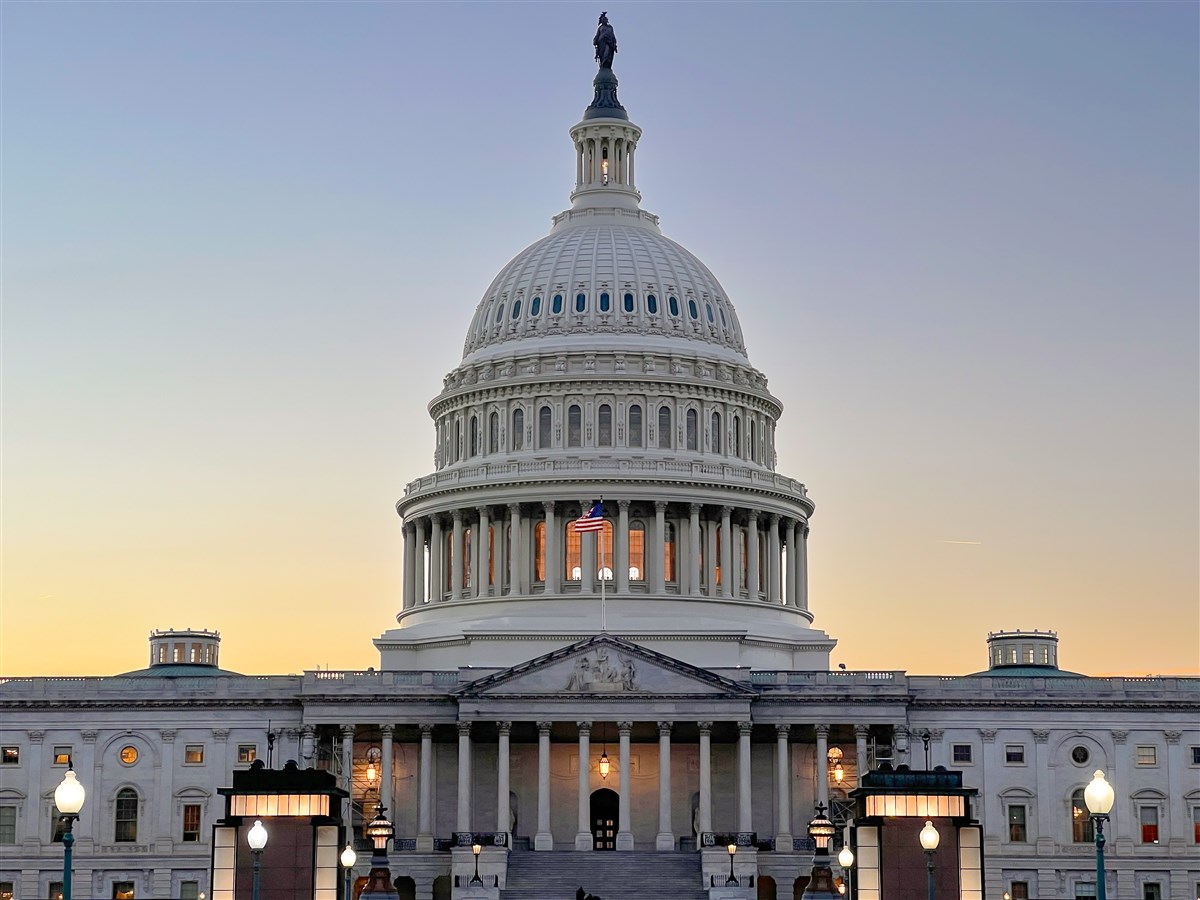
[2, 19, 1196, 900]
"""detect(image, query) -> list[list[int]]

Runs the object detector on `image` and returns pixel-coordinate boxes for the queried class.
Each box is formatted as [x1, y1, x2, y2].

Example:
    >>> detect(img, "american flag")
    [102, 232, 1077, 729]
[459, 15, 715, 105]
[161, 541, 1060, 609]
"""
[573, 501, 606, 533]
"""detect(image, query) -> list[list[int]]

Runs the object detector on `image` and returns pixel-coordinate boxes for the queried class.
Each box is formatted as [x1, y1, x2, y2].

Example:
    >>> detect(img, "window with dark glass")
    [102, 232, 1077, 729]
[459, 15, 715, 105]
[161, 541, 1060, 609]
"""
[568, 404, 582, 447]
[628, 404, 643, 447]
[115, 788, 138, 842]
[470, 416, 480, 457]
[688, 298, 699, 319]
[1, 748, 17, 765]
[511, 299, 522, 319]
[552, 294, 564, 314]
[182, 804, 201, 842]
[539, 406, 553, 448]
[749, 419, 757, 461]
[706, 302, 714, 323]
[952, 744, 973, 764]
[489, 412, 499, 454]
[667, 295, 678, 317]
[180, 884, 200, 900]
[686, 410, 698, 450]
[599, 292, 610, 312]
[49, 884, 63, 900]
[512, 409, 524, 450]
[0, 806, 15, 844]
[623, 293, 635, 312]
[1008, 804, 1027, 842]
[455, 419, 462, 462]
[1005, 745, 1025, 765]
[531, 296, 542, 317]
[711, 412, 722, 453]
[597, 404, 612, 447]
[719, 307, 727, 327]
[1011, 883, 1029, 900]
[494, 303, 505, 323]
[1191, 746, 1200, 766]
[1140, 806, 1160, 843]
[733, 416, 741, 457]
[1071, 789, 1095, 842]
[575, 293, 587, 313]
[1143, 885, 1162, 900]
[647, 293, 658, 314]
[658, 406, 671, 449]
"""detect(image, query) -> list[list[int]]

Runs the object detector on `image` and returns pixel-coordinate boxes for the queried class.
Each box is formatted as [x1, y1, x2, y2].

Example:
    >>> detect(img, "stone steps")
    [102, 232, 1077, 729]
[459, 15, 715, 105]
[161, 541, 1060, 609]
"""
[501, 849, 708, 900]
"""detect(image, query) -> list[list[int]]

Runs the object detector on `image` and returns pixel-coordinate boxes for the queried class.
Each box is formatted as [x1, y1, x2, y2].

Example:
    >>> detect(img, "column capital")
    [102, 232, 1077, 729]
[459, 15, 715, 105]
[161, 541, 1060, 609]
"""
[617, 721, 633, 735]
[160, 729, 177, 743]
[1110, 730, 1127, 744]
[497, 721, 512, 735]
[697, 721, 713, 735]
[737, 721, 753, 737]
[776, 724, 790, 738]
[375, 725, 394, 738]
[657, 721, 673, 737]
[768, 513, 781, 525]
[81, 730, 98, 743]
[477, 504, 489, 516]
[654, 500, 668, 512]
[404, 521, 416, 535]
[1165, 730, 1182, 744]
[576, 721, 592, 735]
[854, 724, 871, 738]
[814, 724, 830, 738]
[537, 721, 553, 734]
[508, 502, 521, 515]
[301, 724, 316, 736]
[720, 505, 732, 517]
[689, 503, 702, 515]
[457, 721, 472, 738]
[747, 509, 759, 523]
[452, 509, 464, 523]
[618, 499, 631, 511]
[341, 724, 357, 738]
[419, 723, 435, 737]
[542, 500, 555, 515]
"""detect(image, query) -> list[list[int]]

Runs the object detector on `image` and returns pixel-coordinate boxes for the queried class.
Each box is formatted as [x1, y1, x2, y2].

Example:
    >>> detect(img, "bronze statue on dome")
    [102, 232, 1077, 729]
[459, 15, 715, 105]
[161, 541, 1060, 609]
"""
[594, 12, 617, 69]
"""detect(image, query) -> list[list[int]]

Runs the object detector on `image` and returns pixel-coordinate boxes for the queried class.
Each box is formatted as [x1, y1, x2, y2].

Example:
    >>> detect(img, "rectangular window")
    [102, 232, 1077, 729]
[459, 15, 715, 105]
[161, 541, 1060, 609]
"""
[1011, 883, 1029, 900]
[1140, 806, 1160, 843]
[1075, 882, 1096, 900]
[1136, 745, 1158, 766]
[0, 881, 12, 900]
[0, 806, 15, 844]
[49, 883, 64, 900]
[182, 803, 201, 842]
[1, 747, 17, 765]
[184, 744, 204, 765]
[237, 744, 257, 764]
[180, 884, 199, 900]
[52, 746, 72, 766]
[1192, 806, 1200, 843]
[1143, 884, 1162, 900]
[952, 743, 973, 764]
[1190, 746, 1200, 766]
[1005, 744, 1026, 765]
[1007, 804, 1027, 842]
[112, 883, 135, 900]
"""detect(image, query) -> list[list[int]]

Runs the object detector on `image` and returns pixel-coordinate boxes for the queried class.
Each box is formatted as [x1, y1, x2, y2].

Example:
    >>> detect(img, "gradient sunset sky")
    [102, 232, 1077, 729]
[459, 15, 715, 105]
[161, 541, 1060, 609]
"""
[3, 2, 1197, 678]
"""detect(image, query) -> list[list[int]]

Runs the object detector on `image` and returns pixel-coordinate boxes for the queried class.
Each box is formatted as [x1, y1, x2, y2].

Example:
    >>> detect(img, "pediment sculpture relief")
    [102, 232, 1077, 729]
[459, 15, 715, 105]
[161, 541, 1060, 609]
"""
[565, 650, 636, 692]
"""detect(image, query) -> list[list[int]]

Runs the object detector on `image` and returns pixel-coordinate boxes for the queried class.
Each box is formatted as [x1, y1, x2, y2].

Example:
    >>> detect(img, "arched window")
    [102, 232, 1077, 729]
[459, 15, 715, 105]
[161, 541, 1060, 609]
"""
[647, 294, 658, 314]
[749, 419, 757, 462]
[575, 293, 587, 313]
[599, 292, 611, 312]
[628, 404, 643, 447]
[711, 412, 722, 454]
[597, 404, 613, 447]
[658, 406, 672, 449]
[512, 409, 524, 450]
[667, 295, 678, 317]
[539, 406, 553, 448]
[531, 296, 542, 317]
[733, 416, 742, 457]
[445, 530, 454, 591]
[664, 522, 677, 583]
[740, 529, 749, 590]
[568, 404, 582, 447]
[629, 522, 645, 581]
[565, 519, 614, 581]
[1071, 790, 1094, 843]
[534, 521, 547, 582]
[470, 416, 480, 457]
[462, 526, 473, 590]
[565, 523, 582, 581]
[115, 788, 138, 842]
[552, 294, 564, 314]
[488, 412, 499, 454]
[688, 299, 699, 319]
[495, 303, 505, 323]
[511, 299, 522, 319]
[686, 409, 698, 450]
[623, 293, 635, 312]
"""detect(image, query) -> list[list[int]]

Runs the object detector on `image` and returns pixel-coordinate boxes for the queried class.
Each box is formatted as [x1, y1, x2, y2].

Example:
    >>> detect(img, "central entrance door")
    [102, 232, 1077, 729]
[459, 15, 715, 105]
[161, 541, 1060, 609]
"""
[590, 788, 618, 850]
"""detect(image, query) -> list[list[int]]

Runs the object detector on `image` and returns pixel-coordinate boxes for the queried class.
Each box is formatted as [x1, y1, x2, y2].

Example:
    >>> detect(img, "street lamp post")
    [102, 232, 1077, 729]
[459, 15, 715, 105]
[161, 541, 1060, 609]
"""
[360, 805, 398, 899]
[838, 845, 855, 900]
[247, 820, 268, 900]
[919, 820, 940, 900]
[340, 842, 357, 899]
[470, 842, 484, 886]
[53, 763, 86, 900]
[726, 843, 739, 886]
[1084, 770, 1116, 900]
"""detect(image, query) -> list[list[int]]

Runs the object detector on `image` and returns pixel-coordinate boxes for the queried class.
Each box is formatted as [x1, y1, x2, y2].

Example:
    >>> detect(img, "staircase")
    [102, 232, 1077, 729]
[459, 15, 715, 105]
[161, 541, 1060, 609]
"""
[501, 848, 708, 900]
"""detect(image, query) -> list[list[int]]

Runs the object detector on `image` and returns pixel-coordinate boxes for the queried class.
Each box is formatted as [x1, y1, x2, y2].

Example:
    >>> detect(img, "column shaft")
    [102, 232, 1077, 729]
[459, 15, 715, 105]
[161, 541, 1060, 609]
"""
[414, 519, 426, 603]
[775, 725, 791, 845]
[535, 722, 553, 850]
[544, 502, 560, 593]
[451, 511, 464, 600]
[747, 512, 760, 599]
[508, 504, 521, 596]
[616, 722, 634, 850]
[698, 723, 713, 834]
[720, 507, 733, 598]
[457, 722, 472, 832]
[705, 518, 718, 597]
[737, 722, 752, 833]
[576, 722, 594, 850]
[430, 517, 443, 601]
[381, 725, 395, 824]
[767, 514, 781, 602]
[855, 725, 870, 786]
[477, 506, 490, 597]
[403, 524, 416, 609]
[785, 520, 797, 607]
[688, 504, 702, 596]
[799, 524, 809, 609]
[656, 722, 674, 850]
[815, 724, 830, 810]
[340, 725, 355, 796]
[616, 500, 630, 593]
[653, 502, 667, 593]
[497, 722, 511, 835]
[418, 725, 434, 845]
[580, 500, 596, 592]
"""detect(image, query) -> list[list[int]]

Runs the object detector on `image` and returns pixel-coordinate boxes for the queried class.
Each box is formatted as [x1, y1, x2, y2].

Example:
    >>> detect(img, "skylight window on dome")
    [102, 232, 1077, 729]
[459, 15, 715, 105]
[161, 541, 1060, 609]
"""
[706, 303, 715, 323]
[552, 294, 564, 314]
[495, 304, 505, 323]
[512, 300, 522, 319]
[623, 293, 635, 312]
[667, 296, 678, 317]
[719, 308, 727, 327]
[688, 299, 699, 319]
[647, 294, 658, 314]
[575, 293, 587, 313]
[531, 296, 542, 317]
[599, 292, 611, 312]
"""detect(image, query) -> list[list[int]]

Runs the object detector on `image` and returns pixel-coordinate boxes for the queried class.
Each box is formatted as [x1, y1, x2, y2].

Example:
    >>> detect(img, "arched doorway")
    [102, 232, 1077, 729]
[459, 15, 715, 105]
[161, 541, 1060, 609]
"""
[393, 876, 416, 900]
[590, 787, 618, 850]
[757, 875, 777, 899]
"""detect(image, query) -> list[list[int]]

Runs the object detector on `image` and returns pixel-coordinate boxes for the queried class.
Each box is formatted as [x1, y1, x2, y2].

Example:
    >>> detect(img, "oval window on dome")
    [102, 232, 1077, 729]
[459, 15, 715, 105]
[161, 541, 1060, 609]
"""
[688, 299, 699, 319]
[512, 299, 522, 320]
[599, 292, 610, 312]
[530, 296, 542, 317]
[667, 296, 679, 317]
[552, 294, 564, 314]
[719, 307, 727, 327]
[495, 303, 505, 323]
[706, 302, 715, 323]
[647, 294, 658, 314]
[575, 293, 587, 313]
[623, 293, 635, 313]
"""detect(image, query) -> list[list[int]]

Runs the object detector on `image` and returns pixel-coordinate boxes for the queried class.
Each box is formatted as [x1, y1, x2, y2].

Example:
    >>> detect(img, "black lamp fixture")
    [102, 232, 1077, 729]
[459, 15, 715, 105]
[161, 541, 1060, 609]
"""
[725, 843, 739, 886]
[360, 804, 398, 899]
[470, 842, 484, 886]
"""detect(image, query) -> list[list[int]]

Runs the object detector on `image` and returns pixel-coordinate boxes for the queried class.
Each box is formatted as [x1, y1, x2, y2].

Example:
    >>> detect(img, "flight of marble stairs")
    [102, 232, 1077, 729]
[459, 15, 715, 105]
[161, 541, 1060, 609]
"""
[500, 848, 709, 900]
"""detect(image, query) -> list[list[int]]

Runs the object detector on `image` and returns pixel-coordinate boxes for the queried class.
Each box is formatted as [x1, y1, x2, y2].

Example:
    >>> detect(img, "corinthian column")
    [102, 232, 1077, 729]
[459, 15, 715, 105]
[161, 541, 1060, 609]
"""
[508, 504, 521, 596]
[544, 501, 560, 593]
[688, 504, 702, 596]
[737, 722, 752, 833]
[575, 722, 594, 850]
[815, 724, 830, 810]
[497, 722, 511, 837]
[457, 721, 472, 832]
[652, 501, 667, 593]
[747, 511, 760, 599]
[767, 514, 781, 603]
[719, 506, 733, 598]
[775, 725, 791, 847]
[616, 722, 634, 850]
[656, 722, 674, 850]
[417, 724, 434, 851]
[429, 516, 443, 601]
[698, 722, 713, 835]
[414, 518, 426, 603]
[535, 722, 553, 851]
[616, 500, 631, 593]
[451, 510, 464, 601]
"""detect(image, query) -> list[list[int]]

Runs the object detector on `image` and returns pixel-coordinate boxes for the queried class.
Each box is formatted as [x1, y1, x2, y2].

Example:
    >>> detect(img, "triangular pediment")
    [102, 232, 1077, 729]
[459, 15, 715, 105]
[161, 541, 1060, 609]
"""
[455, 635, 756, 698]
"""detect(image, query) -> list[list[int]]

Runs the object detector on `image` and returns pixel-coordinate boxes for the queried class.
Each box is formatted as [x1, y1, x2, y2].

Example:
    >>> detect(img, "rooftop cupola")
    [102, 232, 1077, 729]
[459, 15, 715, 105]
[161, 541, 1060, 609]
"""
[568, 12, 642, 213]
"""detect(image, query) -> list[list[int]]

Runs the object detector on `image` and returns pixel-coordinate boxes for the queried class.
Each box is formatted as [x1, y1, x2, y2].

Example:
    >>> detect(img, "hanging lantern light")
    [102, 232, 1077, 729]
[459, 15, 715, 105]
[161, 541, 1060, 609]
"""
[598, 748, 610, 779]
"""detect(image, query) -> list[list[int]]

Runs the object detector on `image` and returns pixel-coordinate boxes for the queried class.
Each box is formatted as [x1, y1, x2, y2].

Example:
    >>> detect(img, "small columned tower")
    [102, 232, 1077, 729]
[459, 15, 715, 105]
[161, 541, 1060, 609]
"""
[569, 61, 642, 211]
[148, 628, 221, 668]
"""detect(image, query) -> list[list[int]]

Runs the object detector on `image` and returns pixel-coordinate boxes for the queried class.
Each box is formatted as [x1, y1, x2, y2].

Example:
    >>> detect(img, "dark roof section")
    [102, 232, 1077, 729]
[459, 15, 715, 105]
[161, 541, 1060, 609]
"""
[967, 665, 1085, 678]
[116, 664, 243, 678]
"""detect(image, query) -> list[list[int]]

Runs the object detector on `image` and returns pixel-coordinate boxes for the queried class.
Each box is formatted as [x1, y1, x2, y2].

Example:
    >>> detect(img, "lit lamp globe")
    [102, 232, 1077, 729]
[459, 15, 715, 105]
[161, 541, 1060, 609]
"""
[808, 809, 837, 853]
[54, 769, 86, 816]
[1084, 770, 1115, 816]
[838, 846, 855, 869]
[247, 820, 268, 851]
[919, 820, 940, 852]
[340, 844, 357, 869]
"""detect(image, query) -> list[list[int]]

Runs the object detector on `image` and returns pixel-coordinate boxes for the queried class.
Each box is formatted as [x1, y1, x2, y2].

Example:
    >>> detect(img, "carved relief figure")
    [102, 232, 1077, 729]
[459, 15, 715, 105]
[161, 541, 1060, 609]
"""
[594, 12, 617, 69]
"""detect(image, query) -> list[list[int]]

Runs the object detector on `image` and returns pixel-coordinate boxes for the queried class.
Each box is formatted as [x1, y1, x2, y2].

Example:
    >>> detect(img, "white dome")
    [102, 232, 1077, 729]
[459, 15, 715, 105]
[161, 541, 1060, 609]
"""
[461, 218, 749, 366]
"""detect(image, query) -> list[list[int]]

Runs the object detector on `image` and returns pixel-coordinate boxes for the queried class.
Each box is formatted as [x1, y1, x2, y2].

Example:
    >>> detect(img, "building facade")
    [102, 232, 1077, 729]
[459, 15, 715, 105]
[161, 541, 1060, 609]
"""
[2, 22, 1197, 900]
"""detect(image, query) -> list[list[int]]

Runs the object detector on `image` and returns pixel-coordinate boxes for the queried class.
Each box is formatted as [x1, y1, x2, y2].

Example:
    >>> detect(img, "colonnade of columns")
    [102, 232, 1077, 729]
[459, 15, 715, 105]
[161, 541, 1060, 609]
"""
[400, 501, 809, 611]
[334, 720, 878, 851]
[575, 134, 636, 188]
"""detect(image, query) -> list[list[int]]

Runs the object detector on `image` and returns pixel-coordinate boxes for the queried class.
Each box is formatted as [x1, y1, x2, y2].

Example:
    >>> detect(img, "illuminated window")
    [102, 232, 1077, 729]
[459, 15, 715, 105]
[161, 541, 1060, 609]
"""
[568, 405, 582, 447]
[53, 746, 72, 766]
[1005, 745, 1026, 765]
[1071, 789, 1094, 843]
[686, 410, 698, 450]
[564, 519, 613, 581]
[0, 881, 13, 900]
[534, 521, 546, 582]
[1140, 806, 1159, 843]
[0, 806, 16, 844]
[739, 529, 749, 589]
[663, 523, 677, 583]
[512, 409, 524, 450]
[1008, 804, 1027, 842]
[113, 882, 135, 899]
[237, 745, 257, 764]
[599, 292, 610, 312]
[1136, 746, 1157, 766]
[629, 522, 645, 581]
[119, 746, 139, 766]
[182, 804, 201, 842]
[1191, 806, 1200, 843]
[565, 525, 582, 581]
[952, 744, 973, 764]
[115, 788, 138, 842]
[462, 526, 473, 589]
[597, 404, 612, 447]
[185, 745, 204, 765]
[539, 406, 553, 448]
[711, 412, 722, 453]
[49, 884, 63, 900]
[658, 406, 672, 449]
[628, 405, 643, 447]
[552, 293, 564, 314]
[1011, 882, 1029, 900]
[1, 748, 18, 765]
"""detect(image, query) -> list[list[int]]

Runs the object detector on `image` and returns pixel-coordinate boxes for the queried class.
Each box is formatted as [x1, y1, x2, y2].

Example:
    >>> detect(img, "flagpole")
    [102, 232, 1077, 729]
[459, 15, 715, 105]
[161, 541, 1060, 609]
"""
[599, 498, 607, 633]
